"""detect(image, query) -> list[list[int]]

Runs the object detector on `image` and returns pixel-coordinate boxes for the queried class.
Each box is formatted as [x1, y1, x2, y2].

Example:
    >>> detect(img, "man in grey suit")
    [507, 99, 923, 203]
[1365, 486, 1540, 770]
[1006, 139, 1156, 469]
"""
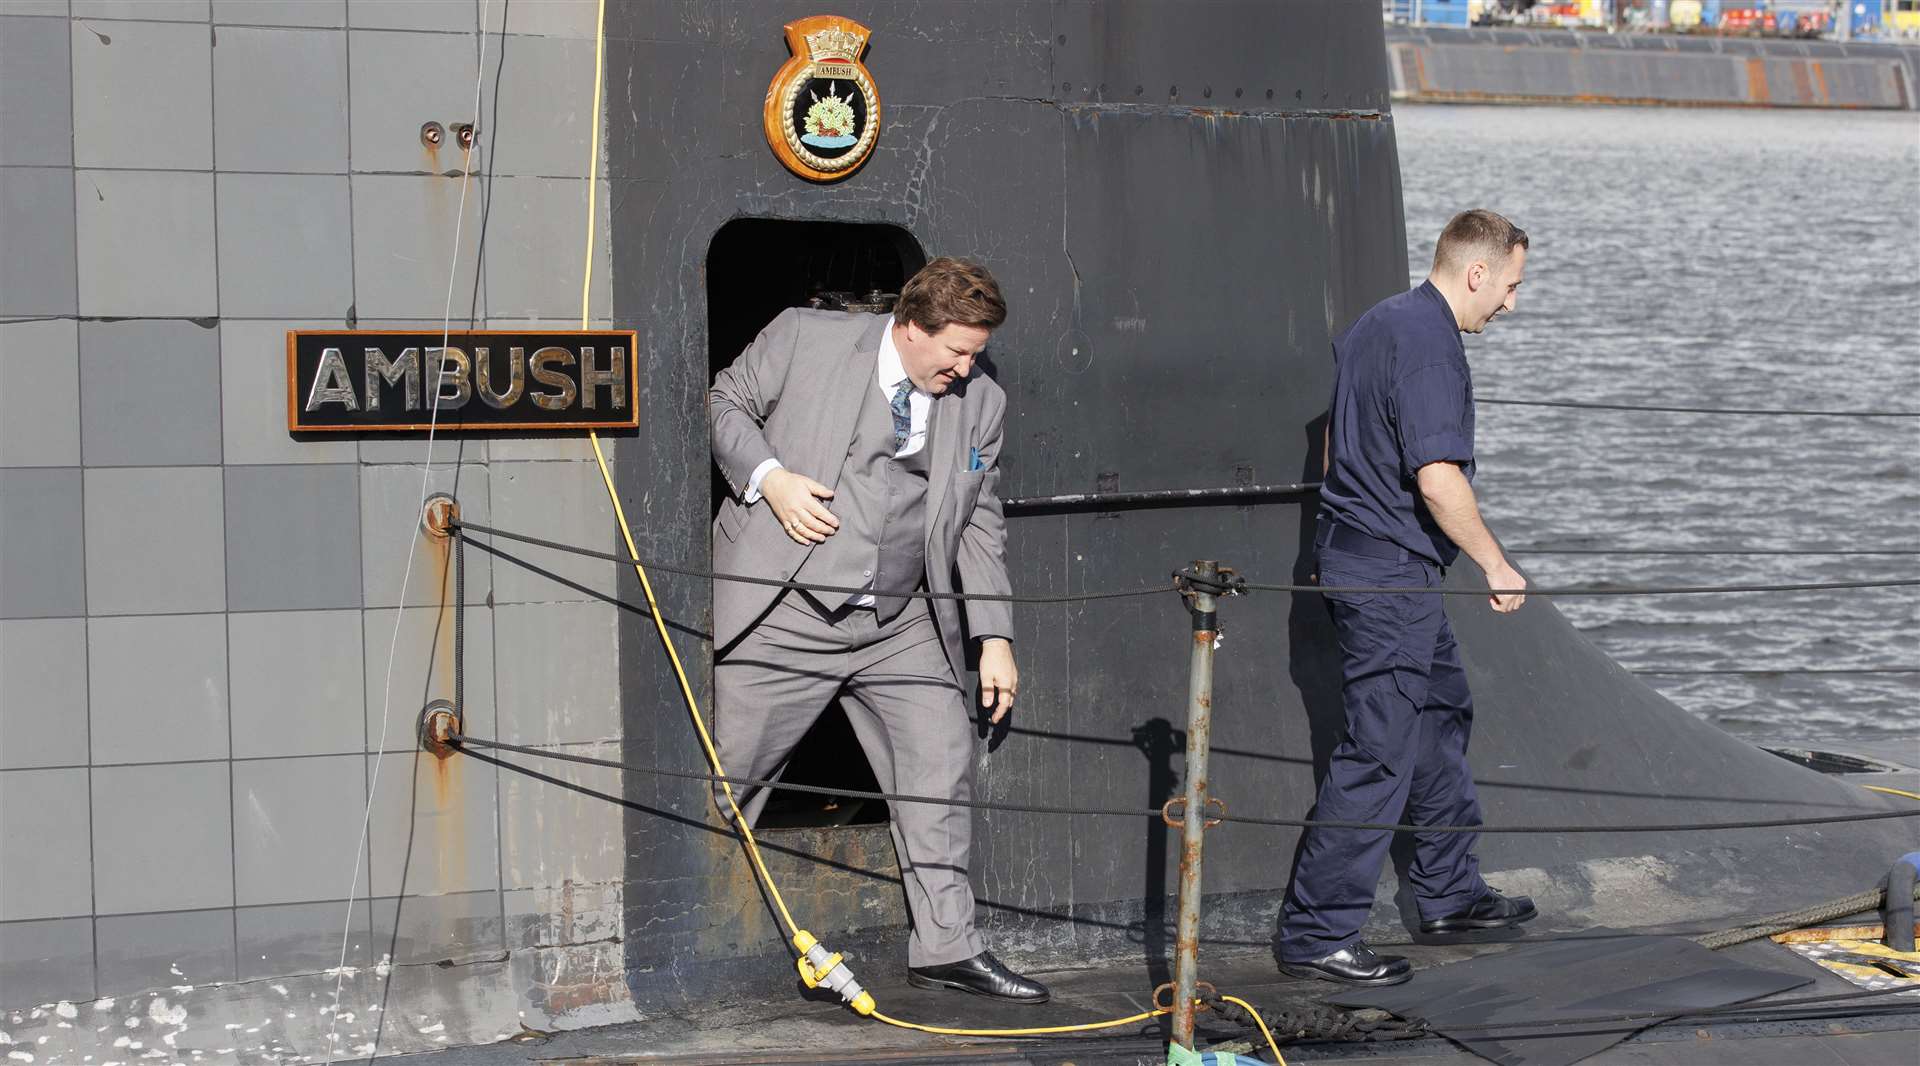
[708, 257, 1047, 1004]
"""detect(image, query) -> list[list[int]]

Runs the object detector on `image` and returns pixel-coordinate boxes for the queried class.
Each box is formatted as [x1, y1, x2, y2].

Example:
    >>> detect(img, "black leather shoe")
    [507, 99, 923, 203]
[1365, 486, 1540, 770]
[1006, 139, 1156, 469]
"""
[1420, 888, 1537, 933]
[1279, 941, 1413, 987]
[908, 950, 1050, 1004]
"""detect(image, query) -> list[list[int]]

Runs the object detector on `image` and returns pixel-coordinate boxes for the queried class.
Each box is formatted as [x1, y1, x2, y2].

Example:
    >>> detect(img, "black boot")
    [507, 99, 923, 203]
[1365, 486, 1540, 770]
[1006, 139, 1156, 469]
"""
[1420, 887, 1537, 933]
[1279, 940, 1413, 986]
[908, 950, 1050, 1003]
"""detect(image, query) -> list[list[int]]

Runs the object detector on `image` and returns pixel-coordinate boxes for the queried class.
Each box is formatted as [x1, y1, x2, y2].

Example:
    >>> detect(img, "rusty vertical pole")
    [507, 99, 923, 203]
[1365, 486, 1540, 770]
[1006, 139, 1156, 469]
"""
[1170, 559, 1221, 1050]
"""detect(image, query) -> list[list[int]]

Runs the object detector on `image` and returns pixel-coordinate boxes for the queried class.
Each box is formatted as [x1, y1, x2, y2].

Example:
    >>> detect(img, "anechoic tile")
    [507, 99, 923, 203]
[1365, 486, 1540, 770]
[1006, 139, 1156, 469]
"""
[215, 174, 353, 316]
[494, 602, 618, 747]
[91, 762, 233, 914]
[348, 0, 476, 33]
[232, 755, 367, 906]
[360, 605, 493, 750]
[349, 174, 485, 320]
[0, 618, 90, 769]
[359, 461, 491, 609]
[218, 318, 354, 465]
[0, 320, 81, 468]
[71, 1, 210, 20]
[229, 609, 364, 759]
[482, 178, 611, 320]
[348, 29, 487, 174]
[224, 464, 363, 612]
[236, 898, 370, 982]
[0, 167, 78, 318]
[0, 16, 73, 166]
[483, 34, 598, 177]
[214, 26, 349, 173]
[499, 0, 599, 39]
[83, 466, 226, 617]
[70, 18, 213, 171]
[0, 918, 95, 1008]
[487, 460, 619, 605]
[87, 613, 229, 764]
[215, 0, 345, 28]
[368, 889, 503, 967]
[0, 469, 85, 620]
[0, 768, 92, 921]
[74, 169, 217, 318]
[365, 748, 500, 898]
[0, 2, 70, 17]
[94, 909, 236, 998]
[78, 319, 223, 467]
[499, 739, 622, 891]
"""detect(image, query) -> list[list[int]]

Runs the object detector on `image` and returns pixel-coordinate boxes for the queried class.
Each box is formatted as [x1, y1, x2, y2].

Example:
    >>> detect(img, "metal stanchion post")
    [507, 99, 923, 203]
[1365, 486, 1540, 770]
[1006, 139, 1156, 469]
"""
[1169, 559, 1225, 1050]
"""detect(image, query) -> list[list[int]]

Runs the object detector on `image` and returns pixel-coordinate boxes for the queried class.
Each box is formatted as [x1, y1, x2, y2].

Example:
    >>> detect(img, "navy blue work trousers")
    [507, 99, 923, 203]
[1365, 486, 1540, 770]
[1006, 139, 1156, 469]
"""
[1277, 545, 1488, 961]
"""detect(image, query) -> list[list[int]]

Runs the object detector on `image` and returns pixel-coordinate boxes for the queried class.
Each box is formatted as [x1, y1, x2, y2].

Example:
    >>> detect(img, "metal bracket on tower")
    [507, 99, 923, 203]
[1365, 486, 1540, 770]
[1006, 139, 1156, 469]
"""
[419, 700, 461, 757]
[422, 493, 459, 538]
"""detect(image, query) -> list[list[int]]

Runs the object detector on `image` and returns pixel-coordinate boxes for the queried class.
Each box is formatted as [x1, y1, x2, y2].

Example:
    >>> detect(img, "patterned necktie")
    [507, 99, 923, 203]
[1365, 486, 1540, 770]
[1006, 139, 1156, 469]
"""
[890, 380, 914, 454]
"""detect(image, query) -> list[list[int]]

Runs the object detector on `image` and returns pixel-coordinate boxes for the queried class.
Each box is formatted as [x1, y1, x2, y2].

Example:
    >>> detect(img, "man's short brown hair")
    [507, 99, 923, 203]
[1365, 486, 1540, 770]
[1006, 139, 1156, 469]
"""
[895, 257, 1007, 333]
[1432, 209, 1529, 272]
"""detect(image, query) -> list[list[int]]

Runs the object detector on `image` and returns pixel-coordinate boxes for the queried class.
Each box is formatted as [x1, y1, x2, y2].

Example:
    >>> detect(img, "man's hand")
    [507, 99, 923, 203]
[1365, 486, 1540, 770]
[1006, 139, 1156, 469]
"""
[1485, 559, 1527, 613]
[761, 467, 839, 544]
[978, 638, 1018, 724]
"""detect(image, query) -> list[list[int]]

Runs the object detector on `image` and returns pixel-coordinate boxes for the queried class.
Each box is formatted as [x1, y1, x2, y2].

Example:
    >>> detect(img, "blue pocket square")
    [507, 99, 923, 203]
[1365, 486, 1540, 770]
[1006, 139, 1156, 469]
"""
[968, 446, 985, 471]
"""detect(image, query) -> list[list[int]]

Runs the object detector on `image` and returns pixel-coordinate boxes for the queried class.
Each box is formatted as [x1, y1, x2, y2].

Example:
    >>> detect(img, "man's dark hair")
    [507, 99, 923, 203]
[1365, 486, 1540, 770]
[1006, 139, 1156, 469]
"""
[895, 257, 1007, 333]
[1432, 209, 1528, 272]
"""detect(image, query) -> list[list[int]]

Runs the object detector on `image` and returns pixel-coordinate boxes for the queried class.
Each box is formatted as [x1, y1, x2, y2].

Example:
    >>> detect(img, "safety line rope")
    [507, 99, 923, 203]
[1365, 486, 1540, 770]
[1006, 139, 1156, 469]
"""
[452, 518, 1920, 601]
[446, 733, 1920, 834]
[1478, 395, 1920, 418]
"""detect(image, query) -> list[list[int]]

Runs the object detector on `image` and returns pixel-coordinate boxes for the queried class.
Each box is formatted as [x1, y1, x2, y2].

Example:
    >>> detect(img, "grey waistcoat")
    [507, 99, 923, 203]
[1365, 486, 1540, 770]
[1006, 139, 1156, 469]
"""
[794, 378, 930, 621]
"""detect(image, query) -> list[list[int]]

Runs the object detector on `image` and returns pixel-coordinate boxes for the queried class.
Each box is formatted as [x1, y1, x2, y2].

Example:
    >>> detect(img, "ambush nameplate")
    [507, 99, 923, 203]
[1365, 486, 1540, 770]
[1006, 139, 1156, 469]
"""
[286, 330, 639, 433]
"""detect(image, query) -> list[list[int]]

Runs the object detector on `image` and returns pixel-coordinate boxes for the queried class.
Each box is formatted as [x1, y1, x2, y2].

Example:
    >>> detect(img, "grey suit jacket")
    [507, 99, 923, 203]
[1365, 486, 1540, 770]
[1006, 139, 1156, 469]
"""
[709, 308, 1013, 680]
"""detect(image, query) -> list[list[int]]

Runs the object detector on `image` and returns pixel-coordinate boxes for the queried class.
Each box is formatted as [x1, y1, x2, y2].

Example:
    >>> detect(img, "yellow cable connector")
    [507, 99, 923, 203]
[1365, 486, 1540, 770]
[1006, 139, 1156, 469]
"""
[792, 930, 876, 1015]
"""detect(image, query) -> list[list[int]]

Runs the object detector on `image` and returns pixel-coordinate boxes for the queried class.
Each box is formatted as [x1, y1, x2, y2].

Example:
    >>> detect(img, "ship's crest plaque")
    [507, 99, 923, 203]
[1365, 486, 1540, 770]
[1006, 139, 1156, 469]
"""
[764, 16, 879, 182]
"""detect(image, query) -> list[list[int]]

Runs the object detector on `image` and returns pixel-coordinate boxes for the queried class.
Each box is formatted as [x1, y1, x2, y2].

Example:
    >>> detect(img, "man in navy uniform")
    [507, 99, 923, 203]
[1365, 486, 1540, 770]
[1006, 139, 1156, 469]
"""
[1278, 209, 1537, 986]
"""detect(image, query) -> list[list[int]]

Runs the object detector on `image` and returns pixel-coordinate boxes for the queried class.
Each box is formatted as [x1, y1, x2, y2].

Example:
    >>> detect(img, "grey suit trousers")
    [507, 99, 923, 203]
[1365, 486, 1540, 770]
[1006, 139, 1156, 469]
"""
[714, 590, 984, 968]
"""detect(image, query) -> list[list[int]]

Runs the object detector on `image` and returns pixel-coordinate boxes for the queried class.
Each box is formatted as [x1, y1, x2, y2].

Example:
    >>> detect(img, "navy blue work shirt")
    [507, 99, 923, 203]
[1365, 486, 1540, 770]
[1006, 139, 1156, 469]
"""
[1319, 280, 1476, 566]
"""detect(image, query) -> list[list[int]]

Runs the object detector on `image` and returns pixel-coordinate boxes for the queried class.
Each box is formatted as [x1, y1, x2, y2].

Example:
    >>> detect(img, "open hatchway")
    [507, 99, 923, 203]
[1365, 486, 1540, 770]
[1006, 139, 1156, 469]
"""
[705, 218, 928, 828]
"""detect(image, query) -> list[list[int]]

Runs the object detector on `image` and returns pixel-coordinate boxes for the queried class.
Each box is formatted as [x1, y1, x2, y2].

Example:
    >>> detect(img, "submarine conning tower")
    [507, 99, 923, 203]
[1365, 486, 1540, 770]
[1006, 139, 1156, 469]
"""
[0, 1, 1910, 1058]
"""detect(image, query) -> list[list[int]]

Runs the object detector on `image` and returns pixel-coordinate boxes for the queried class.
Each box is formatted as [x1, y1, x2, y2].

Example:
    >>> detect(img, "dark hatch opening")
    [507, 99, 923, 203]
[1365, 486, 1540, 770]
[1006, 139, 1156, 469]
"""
[706, 218, 927, 829]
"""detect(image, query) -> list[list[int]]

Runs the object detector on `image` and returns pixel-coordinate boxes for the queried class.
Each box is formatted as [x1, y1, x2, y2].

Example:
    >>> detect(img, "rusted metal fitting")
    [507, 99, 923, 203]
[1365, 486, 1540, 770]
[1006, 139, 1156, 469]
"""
[420, 121, 445, 148]
[1152, 980, 1216, 1013]
[1161, 795, 1228, 830]
[422, 493, 459, 538]
[452, 122, 477, 150]
[1174, 564, 1245, 599]
[418, 700, 461, 756]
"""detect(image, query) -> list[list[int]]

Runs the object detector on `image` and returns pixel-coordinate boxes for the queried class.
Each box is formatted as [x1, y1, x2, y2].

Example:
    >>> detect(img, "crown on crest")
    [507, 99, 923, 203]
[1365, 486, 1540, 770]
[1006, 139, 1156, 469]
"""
[804, 24, 866, 62]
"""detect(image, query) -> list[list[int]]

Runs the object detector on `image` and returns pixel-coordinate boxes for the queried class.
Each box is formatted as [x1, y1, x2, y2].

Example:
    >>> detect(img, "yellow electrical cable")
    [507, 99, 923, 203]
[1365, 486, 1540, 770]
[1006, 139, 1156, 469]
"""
[569, 0, 1209, 1040]
[1863, 785, 1920, 802]
[1219, 994, 1287, 1065]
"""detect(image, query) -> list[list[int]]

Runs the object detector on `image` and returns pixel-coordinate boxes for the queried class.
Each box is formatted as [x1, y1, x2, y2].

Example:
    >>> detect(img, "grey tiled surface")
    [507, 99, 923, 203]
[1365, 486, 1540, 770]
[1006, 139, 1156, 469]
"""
[69, 18, 213, 171]
[0, 768, 92, 921]
[349, 174, 485, 319]
[0, 320, 81, 468]
[220, 318, 358, 465]
[87, 613, 229, 764]
[0, 918, 94, 1008]
[71, 1, 209, 20]
[214, 25, 349, 172]
[0, 1, 69, 17]
[224, 463, 363, 611]
[83, 466, 226, 616]
[0, 468, 86, 620]
[362, 605, 494, 749]
[498, 739, 622, 891]
[232, 754, 367, 905]
[365, 747, 500, 897]
[95, 908, 237, 998]
[78, 319, 223, 467]
[499, 0, 599, 39]
[348, 29, 486, 174]
[236, 898, 370, 981]
[91, 762, 233, 914]
[494, 602, 618, 747]
[483, 34, 598, 177]
[347, 0, 476, 34]
[369, 889, 503, 966]
[75, 169, 218, 317]
[216, 173, 354, 316]
[215, 0, 347, 31]
[0, 619, 90, 769]
[0, 16, 73, 166]
[0, 166, 79, 317]
[359, 461, 491, 608]
[483, 177, 612, 320]
[228, 609, 364, 759]
[488, 460, 618, 605]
